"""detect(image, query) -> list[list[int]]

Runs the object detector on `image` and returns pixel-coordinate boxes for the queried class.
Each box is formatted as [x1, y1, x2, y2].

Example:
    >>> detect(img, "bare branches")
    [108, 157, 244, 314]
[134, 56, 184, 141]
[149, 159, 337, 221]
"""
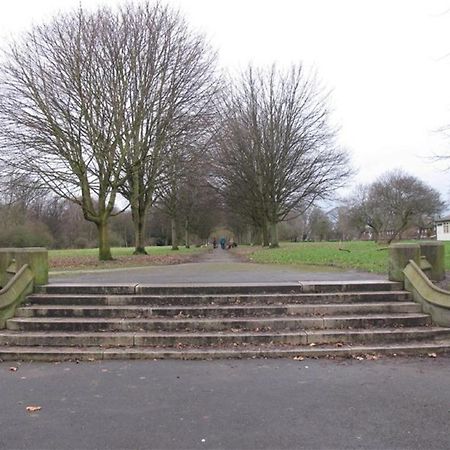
[0, 2, 219, 258]
[345, 170, 444, 243]
[0, 7, 131, 259]
[214, 64, 351, 247]
[110, 2, 219, 254]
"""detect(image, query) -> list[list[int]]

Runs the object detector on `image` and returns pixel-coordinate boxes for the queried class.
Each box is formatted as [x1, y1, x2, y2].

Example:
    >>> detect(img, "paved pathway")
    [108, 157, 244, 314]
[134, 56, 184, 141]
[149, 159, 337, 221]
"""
[1, 357, 449, 449]
[50, 248, 384, 284]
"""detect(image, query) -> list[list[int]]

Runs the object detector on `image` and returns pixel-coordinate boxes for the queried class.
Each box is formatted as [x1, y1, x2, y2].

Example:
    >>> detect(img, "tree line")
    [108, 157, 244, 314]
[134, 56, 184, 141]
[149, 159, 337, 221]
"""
[269, 170, 443, 244]
[0, 2, 442, 258]
[0, 166, 443, 250]
[0, 172, 221, 249]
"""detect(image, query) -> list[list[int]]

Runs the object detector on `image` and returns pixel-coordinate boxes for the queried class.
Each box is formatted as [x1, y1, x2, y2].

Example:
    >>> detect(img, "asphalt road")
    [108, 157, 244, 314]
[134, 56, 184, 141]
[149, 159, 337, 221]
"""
[1, 357, 449, 450]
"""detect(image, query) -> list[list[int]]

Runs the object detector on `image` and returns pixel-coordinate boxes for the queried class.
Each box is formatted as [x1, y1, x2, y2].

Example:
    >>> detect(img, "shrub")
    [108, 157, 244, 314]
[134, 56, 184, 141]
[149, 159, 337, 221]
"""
[0, 222, 54, 248]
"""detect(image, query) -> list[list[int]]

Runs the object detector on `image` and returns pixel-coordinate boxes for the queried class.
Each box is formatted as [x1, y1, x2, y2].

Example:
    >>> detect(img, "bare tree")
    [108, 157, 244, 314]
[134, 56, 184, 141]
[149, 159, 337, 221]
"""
[214, 65, 351, 247]
[177, 162, 220, 247]
[0, 7, 130, 259]
[307, 207, 333, 241]
[156, 129, 208, 250]
[346, 170, 444, 243]
[114, 3, 219, 254]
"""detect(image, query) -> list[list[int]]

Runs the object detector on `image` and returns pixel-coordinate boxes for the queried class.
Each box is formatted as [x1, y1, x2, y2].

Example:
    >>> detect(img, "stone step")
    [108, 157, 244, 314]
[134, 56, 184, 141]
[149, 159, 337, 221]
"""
[7, 281, 447, 361]
[0, 327, 448, 348]
[26, 291, 411, 306]
[37, 281, 402, 296]
[6, 313, 431, 333]
[1, 340, 450, 361]
[15, 302, 422, 318]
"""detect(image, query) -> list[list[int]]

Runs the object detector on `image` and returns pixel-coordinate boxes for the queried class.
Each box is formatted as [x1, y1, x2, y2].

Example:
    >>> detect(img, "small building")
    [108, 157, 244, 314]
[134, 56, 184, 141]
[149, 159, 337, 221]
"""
[435, 217, 450, 241]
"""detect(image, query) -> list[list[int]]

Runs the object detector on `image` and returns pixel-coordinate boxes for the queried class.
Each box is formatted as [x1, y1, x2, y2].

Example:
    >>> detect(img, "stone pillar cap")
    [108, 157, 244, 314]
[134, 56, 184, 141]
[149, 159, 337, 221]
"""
[390, 243, 420, 248]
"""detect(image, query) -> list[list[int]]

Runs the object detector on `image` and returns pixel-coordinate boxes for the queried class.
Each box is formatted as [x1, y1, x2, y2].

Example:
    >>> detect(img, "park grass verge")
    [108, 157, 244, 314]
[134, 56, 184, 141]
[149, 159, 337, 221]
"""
[234, 241, 450, 274]
[49, 246, 208, 272]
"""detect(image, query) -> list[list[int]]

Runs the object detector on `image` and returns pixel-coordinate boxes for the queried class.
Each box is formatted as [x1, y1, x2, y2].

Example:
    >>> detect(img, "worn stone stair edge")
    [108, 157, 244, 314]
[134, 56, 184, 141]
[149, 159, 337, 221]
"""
[6, 313, 432, 323]
[14, 303, 422, 319]
[1, 341, 450, 362]
[27, 290, 410, 299]
[36, 280, 403, 295]
[1, 327, 450, 348]
[24, 292, 412, 307]
[5, 317, 433, 335]
[2, 326, 449, 338]
[17, 301, 420, 310]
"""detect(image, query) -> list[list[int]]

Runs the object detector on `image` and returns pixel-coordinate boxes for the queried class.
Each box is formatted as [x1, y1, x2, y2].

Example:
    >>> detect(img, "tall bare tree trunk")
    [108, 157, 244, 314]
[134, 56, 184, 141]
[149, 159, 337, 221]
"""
[372, 230, 379, 243]
[171, 218, 178, 250]
[261, 219, 270, 247]
[269, 222, 279, 248]
[185, 219, 190, 248]
[131, 204, 147, 255]
[96, 220, 112, 261]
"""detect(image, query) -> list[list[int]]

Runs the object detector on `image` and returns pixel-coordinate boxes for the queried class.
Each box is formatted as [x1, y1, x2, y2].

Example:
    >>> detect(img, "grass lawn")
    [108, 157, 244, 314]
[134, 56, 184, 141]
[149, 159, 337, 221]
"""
[235, 241, 450, 274]
[49, 246, 208, 271]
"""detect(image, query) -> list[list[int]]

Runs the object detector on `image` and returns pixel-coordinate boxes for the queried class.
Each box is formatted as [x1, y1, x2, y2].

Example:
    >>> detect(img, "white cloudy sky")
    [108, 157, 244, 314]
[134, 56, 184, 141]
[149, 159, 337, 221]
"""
[1, 0, 450, 199]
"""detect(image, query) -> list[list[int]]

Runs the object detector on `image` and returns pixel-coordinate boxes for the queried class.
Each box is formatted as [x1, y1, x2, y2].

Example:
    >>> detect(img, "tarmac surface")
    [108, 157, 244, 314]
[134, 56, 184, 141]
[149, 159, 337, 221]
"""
[1, 356, 450, 450]
[4, 249, 430, 450]
[50, 248, 384, 284]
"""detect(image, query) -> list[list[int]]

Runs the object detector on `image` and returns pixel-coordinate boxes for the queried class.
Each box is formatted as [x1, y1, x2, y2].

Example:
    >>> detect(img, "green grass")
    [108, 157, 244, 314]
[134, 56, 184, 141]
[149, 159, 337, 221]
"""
[241, 241, 450, 274]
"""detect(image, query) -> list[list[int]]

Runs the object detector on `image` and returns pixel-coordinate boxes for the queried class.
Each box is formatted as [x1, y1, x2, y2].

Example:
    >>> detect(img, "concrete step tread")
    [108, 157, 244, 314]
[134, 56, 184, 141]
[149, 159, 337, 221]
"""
[7, 313, 431, 323]
[18, 302, 418, 310]
[1, 340, 450, 361]
[28, 290, 409, 299]
[39, 281, 401, 290]
[0, 326, 448, 338]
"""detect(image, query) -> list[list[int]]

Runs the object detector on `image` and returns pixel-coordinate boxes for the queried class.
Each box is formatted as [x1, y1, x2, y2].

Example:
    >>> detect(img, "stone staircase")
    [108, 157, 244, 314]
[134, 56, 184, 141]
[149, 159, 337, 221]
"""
[1, 281, 450, 361]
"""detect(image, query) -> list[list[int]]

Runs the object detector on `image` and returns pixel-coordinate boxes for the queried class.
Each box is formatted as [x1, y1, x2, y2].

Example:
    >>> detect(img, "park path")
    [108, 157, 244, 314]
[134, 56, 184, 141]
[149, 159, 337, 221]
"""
[49, 248, 383, 284]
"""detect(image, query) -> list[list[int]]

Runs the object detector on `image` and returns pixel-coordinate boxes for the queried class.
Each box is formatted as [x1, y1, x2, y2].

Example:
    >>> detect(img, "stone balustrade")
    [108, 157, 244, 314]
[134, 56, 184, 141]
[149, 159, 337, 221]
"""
[388, 241, 445, 282]
[0, 247, 48, 328]
[0, 247, 48, 287]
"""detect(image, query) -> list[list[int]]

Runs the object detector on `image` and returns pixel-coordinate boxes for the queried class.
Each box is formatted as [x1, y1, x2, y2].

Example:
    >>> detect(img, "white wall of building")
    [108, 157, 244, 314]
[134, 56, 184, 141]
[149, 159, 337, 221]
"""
[436, 222, 450, 241]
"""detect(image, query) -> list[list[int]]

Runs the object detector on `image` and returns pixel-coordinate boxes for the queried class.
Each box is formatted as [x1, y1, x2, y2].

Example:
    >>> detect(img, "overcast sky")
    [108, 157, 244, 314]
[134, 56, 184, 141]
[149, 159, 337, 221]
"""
[1, 0, 450, 199]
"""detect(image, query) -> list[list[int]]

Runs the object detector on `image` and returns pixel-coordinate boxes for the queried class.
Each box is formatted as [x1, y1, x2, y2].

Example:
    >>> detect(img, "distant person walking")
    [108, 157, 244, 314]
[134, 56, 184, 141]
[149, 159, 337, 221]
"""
[219, 237, 226, 250]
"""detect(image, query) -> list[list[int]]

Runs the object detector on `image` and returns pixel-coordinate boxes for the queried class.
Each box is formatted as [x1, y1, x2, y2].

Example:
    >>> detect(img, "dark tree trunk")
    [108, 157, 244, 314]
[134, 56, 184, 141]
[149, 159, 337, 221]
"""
[171, 217, 178, 250]
[96, 220, 113, 261]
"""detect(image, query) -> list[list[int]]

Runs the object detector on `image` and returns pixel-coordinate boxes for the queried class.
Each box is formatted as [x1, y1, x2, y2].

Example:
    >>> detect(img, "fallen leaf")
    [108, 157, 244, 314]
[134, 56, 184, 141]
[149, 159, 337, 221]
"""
[26, 405, 41, 413]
